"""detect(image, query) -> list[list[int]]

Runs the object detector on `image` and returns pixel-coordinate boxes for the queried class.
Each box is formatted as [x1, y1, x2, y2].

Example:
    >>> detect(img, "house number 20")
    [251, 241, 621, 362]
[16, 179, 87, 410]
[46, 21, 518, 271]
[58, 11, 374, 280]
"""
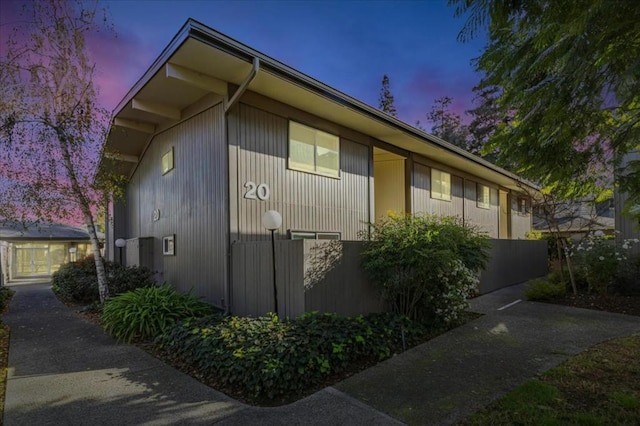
[243, 181, 270, 201]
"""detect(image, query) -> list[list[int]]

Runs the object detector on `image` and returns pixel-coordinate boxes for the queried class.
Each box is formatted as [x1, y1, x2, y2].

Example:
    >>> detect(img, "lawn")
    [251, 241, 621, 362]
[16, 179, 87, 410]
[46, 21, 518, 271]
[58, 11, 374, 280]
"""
[464, 335, 640, 425]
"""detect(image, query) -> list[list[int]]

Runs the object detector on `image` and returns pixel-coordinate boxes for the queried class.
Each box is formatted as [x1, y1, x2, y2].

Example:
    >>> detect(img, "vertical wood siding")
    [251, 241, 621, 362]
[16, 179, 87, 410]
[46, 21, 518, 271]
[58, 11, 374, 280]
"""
[411, 163, 464, 218]
[235, 103, 370, 241]
[125, 105, 228, 306]
[231, 240, 305, 317]
[510, 196, 531, 239]
[463, 180, 499, 237]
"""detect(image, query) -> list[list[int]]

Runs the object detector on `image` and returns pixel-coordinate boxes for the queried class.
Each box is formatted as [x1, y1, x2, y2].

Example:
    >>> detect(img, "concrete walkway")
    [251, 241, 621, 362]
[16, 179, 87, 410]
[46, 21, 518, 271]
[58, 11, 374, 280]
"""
[4, 283, 640, 425]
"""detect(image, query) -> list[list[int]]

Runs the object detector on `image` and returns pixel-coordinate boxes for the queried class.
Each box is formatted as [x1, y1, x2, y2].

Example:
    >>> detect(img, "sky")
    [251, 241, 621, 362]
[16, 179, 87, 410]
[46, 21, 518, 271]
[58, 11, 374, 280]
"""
[0, 0, 486, 129]
[104, 0, 486, 127]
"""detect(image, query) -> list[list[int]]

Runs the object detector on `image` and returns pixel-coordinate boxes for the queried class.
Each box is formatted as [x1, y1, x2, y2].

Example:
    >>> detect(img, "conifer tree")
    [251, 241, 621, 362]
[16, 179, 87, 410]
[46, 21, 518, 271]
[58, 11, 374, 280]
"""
[378, 74, 398, 117]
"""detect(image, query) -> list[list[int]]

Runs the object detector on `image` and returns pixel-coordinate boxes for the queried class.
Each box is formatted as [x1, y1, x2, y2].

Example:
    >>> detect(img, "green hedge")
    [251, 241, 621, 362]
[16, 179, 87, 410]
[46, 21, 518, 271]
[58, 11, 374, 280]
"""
[155, 312, 426, 400]
[52, 254, 155, 303]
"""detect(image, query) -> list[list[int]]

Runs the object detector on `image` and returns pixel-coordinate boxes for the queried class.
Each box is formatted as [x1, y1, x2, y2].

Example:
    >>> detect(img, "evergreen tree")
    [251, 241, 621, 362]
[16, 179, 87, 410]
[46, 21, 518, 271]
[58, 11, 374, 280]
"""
[427, 97, 470, 151]
[378, 74, 398, 117]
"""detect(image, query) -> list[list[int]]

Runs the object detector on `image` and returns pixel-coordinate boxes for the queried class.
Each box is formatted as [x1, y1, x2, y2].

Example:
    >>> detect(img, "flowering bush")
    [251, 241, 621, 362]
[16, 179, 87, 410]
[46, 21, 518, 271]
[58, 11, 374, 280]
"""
[361, 215, 490, 325]
[571, 232, 639, 295]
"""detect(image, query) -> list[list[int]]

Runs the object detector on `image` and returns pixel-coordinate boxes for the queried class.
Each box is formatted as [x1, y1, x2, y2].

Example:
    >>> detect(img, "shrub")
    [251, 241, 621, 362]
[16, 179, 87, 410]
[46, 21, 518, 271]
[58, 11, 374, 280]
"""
[360, 214, 491, 325]
[102, 284, 215, 343]
[155, 311, 426, 400]
[571, 233, 639, 295]
[612, 255, 640, 296]
[525, 278, 566, 301]
[0, 287, 15, 312]
[52, 254, 154, 303]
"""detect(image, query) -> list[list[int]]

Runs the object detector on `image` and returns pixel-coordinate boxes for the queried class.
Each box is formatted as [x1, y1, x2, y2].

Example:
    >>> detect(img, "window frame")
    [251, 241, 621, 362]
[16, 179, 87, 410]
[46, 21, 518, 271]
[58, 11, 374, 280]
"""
[290, 231, 341, 240]
[162, 235, 175, 256]
[161, 147, 174, 175]
[288, 121, 340, 178]
[476, 183, 491, 209]
[517, 197, 530, 216]
[431, 168, 452, 201]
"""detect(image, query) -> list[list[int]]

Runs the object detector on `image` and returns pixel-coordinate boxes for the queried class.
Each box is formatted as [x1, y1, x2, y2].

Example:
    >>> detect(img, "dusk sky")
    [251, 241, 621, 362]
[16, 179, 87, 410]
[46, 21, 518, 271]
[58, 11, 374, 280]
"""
[1, 0, 487, 129]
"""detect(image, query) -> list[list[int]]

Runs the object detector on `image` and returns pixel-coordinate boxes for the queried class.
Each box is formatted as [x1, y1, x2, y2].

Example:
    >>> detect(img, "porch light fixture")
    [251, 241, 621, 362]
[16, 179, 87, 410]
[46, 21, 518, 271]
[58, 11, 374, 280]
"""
[115, 238, 126, 265]
[262, 210, 282, 316]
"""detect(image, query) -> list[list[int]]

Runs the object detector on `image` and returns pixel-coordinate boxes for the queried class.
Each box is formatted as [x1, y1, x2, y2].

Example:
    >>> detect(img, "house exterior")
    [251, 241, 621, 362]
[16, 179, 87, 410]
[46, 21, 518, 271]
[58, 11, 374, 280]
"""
[101, 19, 537, 311]
[532, 198, 615, 240]
[0, 222, 96, 284]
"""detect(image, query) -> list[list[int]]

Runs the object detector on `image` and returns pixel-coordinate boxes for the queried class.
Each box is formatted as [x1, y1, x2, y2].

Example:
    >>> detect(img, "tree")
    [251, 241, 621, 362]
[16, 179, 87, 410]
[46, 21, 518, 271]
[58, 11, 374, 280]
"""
[0, 0, 121, 302]
[426, 96, 470, 150]
[450, 0, 640, 216]
[378, 74, 398, 117]
[465, 85, 503, 159]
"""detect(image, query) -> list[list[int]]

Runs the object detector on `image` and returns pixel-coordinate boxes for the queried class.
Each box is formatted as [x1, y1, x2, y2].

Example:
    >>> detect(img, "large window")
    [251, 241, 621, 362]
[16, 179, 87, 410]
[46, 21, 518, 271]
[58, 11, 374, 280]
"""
[431, 169, 451, 201]
[289, 121, 340, 178]
[477, 184, 490, 209]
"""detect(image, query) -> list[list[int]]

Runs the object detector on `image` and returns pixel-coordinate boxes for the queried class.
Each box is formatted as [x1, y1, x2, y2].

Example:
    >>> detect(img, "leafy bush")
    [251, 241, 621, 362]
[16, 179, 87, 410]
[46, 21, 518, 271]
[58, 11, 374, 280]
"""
[360, 214, 491, 325]
[571, 233, 639, 295]
[52, 254, 154, 303]
[0, 287, 15, 313]
[525, 278, 566, 301]
[102, 284, 215, 343]
[155, 311, 426, 400]
[612, 255, 640, 296]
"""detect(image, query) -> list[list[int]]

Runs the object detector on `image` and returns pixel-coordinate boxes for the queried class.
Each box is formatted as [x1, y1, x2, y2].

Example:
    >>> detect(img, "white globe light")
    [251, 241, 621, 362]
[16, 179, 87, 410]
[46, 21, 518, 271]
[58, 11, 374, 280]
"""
[115, 238, 127, 248]
[262, 210, 282, 230]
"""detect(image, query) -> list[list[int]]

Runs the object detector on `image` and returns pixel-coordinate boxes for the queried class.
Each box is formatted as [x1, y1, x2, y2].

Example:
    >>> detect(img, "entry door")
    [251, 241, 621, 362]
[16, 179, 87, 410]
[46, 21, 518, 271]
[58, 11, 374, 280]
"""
[15, 245, 50, 276]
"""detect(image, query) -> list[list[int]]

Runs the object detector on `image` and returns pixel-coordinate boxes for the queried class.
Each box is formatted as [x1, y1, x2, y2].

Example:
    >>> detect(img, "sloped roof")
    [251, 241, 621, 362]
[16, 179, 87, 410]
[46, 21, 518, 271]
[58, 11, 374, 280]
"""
[101, 18, 538, 194]
[533, 200, 615, 233]
[0, 222, 103, 241]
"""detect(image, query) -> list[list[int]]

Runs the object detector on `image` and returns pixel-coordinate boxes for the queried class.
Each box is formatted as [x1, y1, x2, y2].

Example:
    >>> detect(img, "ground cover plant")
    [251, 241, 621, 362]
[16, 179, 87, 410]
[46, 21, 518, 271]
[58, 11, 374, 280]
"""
[464, 336, 640, 425]
[153, 310, 459, 404]
[361, 214, 490, 324]
[52, 254, 155, 304]
[102, 284, 215, 343]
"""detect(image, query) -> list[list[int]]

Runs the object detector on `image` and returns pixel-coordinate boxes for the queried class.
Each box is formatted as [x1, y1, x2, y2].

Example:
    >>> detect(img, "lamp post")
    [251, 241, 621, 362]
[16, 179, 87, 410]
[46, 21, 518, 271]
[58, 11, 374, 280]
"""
[115, 238, 126, 265]
[261, 210, 282, 316]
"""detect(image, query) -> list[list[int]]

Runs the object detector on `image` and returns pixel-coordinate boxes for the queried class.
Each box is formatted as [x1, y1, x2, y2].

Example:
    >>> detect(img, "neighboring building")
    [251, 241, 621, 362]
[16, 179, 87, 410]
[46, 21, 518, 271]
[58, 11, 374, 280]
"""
[615, 150, 640, 254]
[0, 222, 97, 284]
[532, 199, 615, 240]
[100, 19, 537, 310]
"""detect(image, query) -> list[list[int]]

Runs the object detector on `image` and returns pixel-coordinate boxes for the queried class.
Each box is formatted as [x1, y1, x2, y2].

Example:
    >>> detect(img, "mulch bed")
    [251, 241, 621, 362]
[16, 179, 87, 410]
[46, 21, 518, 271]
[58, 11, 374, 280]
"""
[547, 292, 640, 317]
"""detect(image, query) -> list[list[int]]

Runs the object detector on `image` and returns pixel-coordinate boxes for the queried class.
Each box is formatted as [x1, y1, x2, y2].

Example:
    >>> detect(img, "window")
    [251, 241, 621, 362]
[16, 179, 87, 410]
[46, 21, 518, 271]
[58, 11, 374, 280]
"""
[477, 184, 490, 209]
[289, 121, 340, 178]
[518, 197, 529, 215]
[431, 169, 451, 201]
[162, 147, 174, 175]
[290, 231, 340, 240]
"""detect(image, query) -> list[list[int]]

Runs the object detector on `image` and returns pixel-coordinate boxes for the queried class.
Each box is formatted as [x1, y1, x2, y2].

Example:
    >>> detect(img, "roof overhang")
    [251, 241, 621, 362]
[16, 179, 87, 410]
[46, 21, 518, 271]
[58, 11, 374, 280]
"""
[101, 19, 537, 192]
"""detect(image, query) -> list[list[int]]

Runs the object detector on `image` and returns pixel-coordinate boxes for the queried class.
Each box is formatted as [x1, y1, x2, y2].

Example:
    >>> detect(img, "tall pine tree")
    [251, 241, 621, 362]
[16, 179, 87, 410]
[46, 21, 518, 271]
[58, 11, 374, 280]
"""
[378, 74, 398, 117]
